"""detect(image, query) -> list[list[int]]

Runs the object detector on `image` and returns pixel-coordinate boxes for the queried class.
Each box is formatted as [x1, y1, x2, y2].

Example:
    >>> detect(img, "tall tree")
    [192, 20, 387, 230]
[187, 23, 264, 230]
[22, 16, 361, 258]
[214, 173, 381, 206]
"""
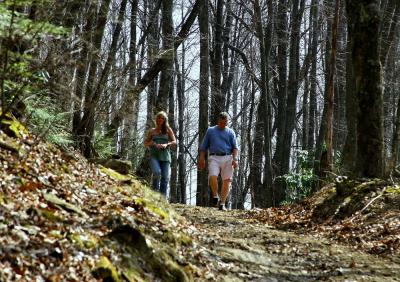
[210, 0, 224, 124]
[308, 0, 319, 153]
[313, 0, 333, 190]
[157, 0, 174, 112]
[272, 0, 289, 204]
[342, 10, 357, 175]
[72, 0, 113, 158]
[175, 45, 187, 204]
[120, 0, 139, 159]
[346, 0, 384, 178]
[325, 0, 340, 169]
[281, 0, 305, 201]
[252, 0, 274, 208]
[197, 0, 210, 206]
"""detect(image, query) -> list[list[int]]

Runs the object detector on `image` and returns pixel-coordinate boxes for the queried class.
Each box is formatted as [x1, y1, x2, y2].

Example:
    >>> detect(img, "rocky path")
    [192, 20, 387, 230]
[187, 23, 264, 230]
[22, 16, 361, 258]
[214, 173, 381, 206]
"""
[172, 204, 400, 282]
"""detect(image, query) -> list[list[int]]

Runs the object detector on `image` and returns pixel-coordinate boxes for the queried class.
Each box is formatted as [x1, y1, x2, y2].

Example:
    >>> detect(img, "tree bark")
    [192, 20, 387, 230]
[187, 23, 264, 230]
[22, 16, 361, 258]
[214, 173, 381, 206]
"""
[272, 0, 288, 204]
[196, 0, 210, 207]
[120, 0, 139, 159]
[280, 0, 305, 204]
[210, 0, 224, 125]
[346, 0, 384, 178]
[156, 0, 174, 112]
[72, 0, 112, 158]
[325, 0, 340, 169]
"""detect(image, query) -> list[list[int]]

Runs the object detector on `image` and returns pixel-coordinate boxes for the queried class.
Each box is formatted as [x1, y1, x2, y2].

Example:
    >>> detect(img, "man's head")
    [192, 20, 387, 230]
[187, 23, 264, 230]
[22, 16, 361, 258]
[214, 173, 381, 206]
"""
[217, 112, 229, 129]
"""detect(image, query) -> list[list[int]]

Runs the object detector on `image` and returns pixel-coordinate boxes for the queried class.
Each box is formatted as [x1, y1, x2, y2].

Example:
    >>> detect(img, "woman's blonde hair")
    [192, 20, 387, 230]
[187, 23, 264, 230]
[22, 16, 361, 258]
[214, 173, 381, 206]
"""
[155, 111, 169, 134]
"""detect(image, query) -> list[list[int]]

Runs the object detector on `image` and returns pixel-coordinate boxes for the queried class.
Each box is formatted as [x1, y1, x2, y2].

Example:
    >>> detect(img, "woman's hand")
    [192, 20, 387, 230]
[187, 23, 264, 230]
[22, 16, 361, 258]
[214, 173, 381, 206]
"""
[155, 143, 169, 149]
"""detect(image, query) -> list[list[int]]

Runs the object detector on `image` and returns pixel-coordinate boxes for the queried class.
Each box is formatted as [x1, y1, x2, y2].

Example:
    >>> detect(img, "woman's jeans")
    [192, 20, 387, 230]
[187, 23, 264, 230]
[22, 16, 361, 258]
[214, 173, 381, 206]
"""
[150, 157, 170, 197]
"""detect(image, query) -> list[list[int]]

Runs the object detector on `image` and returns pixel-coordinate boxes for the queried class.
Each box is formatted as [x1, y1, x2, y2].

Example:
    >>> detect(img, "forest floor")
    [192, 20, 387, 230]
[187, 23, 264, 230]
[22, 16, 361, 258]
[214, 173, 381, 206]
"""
[1, 116, 400, 281]
[173, 203, 400, 281]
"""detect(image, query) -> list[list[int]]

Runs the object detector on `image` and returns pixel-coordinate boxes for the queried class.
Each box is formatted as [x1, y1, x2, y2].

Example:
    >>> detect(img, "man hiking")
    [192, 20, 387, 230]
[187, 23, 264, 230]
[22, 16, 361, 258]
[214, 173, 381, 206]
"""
[198, 112, 239, 210]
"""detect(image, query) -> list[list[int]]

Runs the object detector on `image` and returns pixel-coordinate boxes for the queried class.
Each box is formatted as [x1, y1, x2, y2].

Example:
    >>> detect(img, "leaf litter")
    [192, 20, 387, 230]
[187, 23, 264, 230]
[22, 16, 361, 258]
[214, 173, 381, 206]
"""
[1, 128, 400, 281]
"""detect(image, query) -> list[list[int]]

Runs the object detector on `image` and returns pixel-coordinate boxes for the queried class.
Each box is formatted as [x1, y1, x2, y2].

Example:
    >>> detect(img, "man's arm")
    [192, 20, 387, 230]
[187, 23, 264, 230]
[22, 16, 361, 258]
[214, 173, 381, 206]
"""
[198, 129, 210, 170]
[232, 148, 239, 168]
[231, 130, 239, 168]
[198, 150, 206, 169]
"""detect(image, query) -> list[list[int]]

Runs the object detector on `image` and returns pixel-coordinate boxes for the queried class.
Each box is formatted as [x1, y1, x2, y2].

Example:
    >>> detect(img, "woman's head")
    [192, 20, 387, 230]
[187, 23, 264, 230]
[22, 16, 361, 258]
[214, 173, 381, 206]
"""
[155, 111, 169, 133]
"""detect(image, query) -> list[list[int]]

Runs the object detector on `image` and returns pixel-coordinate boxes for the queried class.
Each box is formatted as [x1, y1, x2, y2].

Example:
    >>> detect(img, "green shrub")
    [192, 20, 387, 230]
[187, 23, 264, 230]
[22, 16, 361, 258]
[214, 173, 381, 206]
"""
[279, 150, 316, 205]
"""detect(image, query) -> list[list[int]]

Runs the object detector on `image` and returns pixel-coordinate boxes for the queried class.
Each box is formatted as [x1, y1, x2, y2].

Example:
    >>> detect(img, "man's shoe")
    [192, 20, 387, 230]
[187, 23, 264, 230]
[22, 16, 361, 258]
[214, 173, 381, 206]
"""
[212, 197, 219, 207]
[219, 204, 227, 211]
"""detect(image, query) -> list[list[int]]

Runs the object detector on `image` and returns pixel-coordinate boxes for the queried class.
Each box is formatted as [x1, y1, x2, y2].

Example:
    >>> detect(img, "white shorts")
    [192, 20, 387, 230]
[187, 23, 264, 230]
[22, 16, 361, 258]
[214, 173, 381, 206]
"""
[208, 155, 233, 181]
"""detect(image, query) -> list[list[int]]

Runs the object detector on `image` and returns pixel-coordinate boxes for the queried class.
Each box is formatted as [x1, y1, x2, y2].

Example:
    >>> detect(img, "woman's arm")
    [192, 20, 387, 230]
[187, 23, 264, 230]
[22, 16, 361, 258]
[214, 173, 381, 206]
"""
[167, 127, 177, 147]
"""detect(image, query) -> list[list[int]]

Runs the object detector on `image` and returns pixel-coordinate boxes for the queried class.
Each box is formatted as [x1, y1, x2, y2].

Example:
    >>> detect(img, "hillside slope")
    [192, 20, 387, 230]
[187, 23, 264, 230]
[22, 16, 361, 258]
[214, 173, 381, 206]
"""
[0, 123, 207, 281]
[1, 118, 400, 281]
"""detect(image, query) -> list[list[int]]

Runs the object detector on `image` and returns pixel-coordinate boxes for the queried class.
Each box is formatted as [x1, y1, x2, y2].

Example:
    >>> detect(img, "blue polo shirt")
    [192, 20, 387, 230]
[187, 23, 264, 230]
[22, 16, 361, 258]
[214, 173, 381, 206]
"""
[200, 126, 238, 154]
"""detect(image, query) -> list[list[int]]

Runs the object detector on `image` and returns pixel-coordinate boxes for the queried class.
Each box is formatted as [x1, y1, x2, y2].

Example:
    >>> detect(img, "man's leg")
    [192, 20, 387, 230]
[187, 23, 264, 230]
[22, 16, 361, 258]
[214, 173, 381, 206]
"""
[209, 175, 219, 197]
[219, 156, 234, 210]
[208, 156, 220, 206]
[220, 179, 231, 205]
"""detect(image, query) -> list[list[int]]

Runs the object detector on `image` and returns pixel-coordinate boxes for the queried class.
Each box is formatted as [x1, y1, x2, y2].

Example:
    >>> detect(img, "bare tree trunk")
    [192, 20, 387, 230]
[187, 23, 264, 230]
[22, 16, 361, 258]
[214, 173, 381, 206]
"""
[381, 1, 399, 173]
[176, 43, 187, 204]
[247, 79, 256, 208]
[325, 0, 340, 169]
[272, 0, 288, 204]
[280, 0, 305, 204]
[73, 0, 112, 158]
[346, 0, 384, 178]
[221, 0, 234, 110]
[342, 27, 357, 175]
[333, 1, 347, 153]
[196, 0, 210, 207]
[252, 0, 274, 208]
[157, 0, 174, 112]
[136, 0, 160, 181]
[169, 78, 177, 202]
[313, 0, 333, 190]
[72, 1, 94, 146]
[308, 0, 319, 153]
[210, 0, 224, 125]
[120, 0, 139, 159]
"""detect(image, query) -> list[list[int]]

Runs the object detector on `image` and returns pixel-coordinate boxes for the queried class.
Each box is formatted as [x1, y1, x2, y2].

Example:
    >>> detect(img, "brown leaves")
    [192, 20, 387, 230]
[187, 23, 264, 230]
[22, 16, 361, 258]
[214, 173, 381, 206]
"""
[0, 130, 198, 281]
[249, 183, 400, 260]
[19, 181, 43, 192]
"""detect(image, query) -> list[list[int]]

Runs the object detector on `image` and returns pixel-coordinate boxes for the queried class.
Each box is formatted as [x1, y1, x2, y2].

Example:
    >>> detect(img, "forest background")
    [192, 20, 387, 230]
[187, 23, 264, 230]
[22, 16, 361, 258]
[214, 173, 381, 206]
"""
[0, 0, 398, 209]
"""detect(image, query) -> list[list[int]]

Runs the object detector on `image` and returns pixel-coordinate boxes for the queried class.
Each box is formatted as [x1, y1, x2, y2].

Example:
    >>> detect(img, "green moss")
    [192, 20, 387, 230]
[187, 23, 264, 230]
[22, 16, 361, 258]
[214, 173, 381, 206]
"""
[122, 268, 145, 282]
[134, 198, 169, 220]
[62, 164, 71, 174]
[385, 186, 400, 194]
[38, 208, 64, 222]
[163, 230, 192, 246]
[68, 233, 85, 249]
[0, 113, 28, 138]
[178, 234, 192, 246]
[100, 167, 132, 182]
[149, 249, 191, 282]
[49, 230, 63, 239]
[92, 256, 121, 282]
[68, 233, 98, 249]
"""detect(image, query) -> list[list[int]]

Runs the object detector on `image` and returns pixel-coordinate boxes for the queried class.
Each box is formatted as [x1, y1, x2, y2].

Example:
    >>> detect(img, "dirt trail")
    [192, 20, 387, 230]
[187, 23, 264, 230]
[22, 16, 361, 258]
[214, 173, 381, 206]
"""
[172, 204, 400, 282]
